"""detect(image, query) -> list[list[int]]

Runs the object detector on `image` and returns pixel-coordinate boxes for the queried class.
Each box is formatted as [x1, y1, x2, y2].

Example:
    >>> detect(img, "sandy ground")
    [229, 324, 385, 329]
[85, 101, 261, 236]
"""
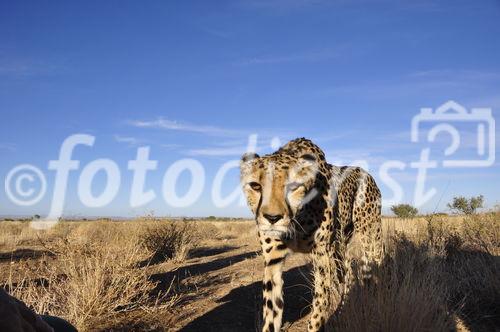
[163, 232, 312, 331]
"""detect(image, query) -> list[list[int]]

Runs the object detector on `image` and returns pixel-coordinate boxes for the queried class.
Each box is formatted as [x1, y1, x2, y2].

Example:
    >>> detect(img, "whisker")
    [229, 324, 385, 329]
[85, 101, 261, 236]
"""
[292, 218, 306, 234]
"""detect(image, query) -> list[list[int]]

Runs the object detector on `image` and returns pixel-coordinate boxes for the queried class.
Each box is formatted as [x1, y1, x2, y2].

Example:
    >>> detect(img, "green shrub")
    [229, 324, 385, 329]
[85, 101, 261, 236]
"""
[391, 204, 418, 219]
[447, 195, 484, 215]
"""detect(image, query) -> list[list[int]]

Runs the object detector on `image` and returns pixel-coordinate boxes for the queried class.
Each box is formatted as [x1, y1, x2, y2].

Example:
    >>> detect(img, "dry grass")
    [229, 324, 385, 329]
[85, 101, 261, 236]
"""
[328, 212, 500, 332]
[329, 237, 454, 332]
[139, 220, 201, 263]
[1, 220, 184, 331]
[0, 221, 42, 248]
[0, 213, 498, 331]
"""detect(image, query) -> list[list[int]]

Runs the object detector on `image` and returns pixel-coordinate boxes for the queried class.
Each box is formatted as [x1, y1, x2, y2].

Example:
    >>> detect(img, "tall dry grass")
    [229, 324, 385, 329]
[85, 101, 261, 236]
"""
[1, 220, 192, 331]
[327, 211, 500, 332]
[139, 220, 201, 264]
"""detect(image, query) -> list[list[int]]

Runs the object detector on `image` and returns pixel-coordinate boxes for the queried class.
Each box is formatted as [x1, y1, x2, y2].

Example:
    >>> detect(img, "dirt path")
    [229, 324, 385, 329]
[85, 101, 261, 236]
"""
[162, 238, 313, 331]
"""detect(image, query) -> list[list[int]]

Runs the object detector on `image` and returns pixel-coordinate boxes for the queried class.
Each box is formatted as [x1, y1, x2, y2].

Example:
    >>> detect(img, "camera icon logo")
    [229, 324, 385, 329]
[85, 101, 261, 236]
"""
[411, 100, 495, 167]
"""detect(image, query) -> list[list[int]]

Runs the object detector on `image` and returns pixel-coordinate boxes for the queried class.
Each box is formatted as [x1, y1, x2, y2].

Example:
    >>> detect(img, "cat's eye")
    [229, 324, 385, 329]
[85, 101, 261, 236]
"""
[249, 182, 261, 191]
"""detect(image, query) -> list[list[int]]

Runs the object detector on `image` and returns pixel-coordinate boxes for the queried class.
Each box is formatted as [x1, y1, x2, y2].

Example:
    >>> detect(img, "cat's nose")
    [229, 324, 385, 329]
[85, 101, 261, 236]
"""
[263, 214, 283, 224]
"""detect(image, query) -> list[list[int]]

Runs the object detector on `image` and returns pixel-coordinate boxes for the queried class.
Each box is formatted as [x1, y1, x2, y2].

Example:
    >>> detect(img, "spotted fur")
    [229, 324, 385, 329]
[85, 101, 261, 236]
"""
[240, 138, 382, 332]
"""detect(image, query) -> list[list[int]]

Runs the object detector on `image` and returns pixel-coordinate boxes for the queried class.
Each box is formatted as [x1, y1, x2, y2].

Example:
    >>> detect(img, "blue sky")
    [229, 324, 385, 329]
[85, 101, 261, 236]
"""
[1, 0, 499, 218]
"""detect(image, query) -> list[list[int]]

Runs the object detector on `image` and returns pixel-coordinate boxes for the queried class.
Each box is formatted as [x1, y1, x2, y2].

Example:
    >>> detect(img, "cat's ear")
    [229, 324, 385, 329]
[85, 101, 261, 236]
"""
[241, 152, 259, 163]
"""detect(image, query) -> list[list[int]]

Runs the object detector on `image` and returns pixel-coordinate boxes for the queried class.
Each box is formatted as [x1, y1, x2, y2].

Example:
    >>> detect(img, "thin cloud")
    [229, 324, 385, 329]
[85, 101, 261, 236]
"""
[114, 135, 147, 147]
[0, 63, 32, 76]
[129, 117, 298, 141]
[161, 143, 182, 150]
[238, 49, 339, 66]
[317, 79, 464, 99]
[185, 136, 294, 157]
[468, 95, 500, 110]
[0, 143, 16, 151]
[0, 57, 63, 77]
[410, 69, 500, 81]
[239, 0, 325, 11]
[238, 0, 443, 12]
[186, 146, 249, 157]
[186, 140, 274, 157]
[129, 117, 241, 137]
[313, 69, 500, 100]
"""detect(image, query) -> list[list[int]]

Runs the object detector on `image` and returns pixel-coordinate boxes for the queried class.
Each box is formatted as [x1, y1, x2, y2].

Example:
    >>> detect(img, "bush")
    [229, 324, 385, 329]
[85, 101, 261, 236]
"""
[139, 221, 200, 263]
[391, 204, 418, 219]
[5, 223, 174, 331]
[447, 195, 484, 215]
